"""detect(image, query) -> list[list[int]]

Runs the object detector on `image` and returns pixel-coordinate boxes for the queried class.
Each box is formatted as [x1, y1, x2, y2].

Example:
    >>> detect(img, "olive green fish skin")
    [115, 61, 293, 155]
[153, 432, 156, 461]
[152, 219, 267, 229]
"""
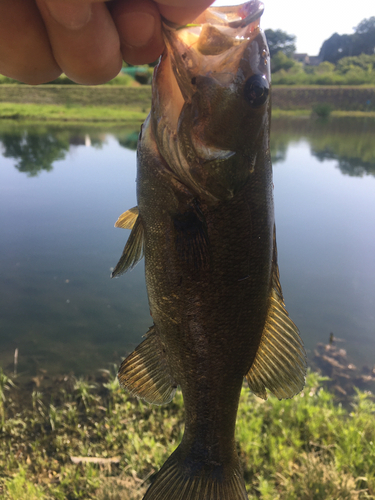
[138, 105, 272, 470]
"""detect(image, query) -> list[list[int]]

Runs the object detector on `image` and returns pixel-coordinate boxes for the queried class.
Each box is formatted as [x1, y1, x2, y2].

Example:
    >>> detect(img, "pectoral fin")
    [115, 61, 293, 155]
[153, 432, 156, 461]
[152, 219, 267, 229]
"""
[114, 207, 139, 229]
[118, 326, 177, 405]
[111, 215, 144, 277]
[246, 234, 307, 400]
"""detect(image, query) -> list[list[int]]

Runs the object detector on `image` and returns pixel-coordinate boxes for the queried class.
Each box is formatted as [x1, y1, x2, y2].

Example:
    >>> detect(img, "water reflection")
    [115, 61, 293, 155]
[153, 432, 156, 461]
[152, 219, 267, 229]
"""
[312, 149, 375, 177]
[0, 124, 140, 176]
[271, 117, 375, 177]
[0, 130, 69, 176]
[118, 131, 139, 151]
[1, 117, 373, 178]
[0, 117, 374, 377]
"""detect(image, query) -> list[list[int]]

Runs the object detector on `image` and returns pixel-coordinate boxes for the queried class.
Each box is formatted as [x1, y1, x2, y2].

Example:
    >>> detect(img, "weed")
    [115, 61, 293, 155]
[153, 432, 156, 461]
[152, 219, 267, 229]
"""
[0, 368, 15, 427]
[73, 378, 99, 410]
[2, 467, 46, 500]
[0, 369, 374, 499]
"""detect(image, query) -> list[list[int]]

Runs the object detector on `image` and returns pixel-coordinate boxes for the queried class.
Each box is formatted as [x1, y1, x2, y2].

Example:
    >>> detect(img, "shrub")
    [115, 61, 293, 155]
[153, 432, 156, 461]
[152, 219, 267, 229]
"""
[271, 53, 375, 85]
[271, 51, 298, 73]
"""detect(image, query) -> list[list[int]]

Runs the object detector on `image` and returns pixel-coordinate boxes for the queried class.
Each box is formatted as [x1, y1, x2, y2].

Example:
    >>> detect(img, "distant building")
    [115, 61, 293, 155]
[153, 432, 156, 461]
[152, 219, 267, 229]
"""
[308, 56, 323, 66]
[293, 53, 310, 64]
[293, 53, 322, 66]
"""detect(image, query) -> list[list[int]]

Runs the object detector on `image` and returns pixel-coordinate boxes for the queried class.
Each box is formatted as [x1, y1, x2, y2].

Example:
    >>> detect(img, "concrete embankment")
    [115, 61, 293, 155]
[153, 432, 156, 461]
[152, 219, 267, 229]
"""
[272, 86, 375, 111]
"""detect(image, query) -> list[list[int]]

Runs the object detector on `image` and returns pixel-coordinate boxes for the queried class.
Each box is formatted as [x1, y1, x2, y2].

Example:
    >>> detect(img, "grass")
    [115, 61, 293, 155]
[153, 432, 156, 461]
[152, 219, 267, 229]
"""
[0, 103, 149, 123]
[0, 367, 374, 499]
[271, 109, 375, 119]
[1, 102, 375, 124]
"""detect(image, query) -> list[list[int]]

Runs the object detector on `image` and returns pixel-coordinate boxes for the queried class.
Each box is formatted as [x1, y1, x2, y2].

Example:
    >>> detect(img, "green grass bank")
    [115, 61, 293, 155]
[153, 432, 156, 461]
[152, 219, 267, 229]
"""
[0, 85, 152, 108]
[0, 103, 148, 124]
[0, 368, 374, 500]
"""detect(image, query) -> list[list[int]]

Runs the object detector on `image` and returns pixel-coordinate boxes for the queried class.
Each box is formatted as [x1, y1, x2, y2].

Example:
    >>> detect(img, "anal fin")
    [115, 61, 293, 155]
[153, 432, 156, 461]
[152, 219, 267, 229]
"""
[118, 326, 177, 405]
[246, 228, 307, 400]
[111, 214, 144, 277]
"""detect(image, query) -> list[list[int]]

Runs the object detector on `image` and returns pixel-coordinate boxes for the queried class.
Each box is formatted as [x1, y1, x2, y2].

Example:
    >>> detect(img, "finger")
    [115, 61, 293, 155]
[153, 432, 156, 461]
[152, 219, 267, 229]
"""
[36, 0, 122, 85]
[108, 0, 164, 66]
[156, 0, 214, 25]
[0, 0, 61, 84]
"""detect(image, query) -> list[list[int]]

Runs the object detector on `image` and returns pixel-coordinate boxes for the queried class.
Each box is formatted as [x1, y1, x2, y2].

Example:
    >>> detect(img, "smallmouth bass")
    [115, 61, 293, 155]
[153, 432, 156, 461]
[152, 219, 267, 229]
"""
[112, 1, 307, 499]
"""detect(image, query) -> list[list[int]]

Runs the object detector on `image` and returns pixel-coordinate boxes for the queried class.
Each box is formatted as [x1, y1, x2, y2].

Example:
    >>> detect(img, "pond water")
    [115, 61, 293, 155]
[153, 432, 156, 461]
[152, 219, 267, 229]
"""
[0, 117, 374, 378]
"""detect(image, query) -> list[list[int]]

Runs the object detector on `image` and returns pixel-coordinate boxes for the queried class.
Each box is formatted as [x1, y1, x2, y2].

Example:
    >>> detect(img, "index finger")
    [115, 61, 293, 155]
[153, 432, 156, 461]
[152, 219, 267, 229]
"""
[0, 0, 61, 84]
[36, 0, 123, 85]
[156, 0, 214, 24]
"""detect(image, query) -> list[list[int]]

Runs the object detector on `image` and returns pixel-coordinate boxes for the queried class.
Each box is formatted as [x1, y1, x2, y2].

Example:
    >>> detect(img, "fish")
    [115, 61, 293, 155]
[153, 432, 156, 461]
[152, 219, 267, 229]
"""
[112, 1, 307, 499]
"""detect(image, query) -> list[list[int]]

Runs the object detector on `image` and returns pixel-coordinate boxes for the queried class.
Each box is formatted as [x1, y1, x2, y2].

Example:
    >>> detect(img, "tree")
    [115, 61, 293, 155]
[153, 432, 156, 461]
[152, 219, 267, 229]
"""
[319, 17, 375, 63]
[265, 29, 296, 58]
[352, 17, 375, 56]
[319, 33, 354, 63]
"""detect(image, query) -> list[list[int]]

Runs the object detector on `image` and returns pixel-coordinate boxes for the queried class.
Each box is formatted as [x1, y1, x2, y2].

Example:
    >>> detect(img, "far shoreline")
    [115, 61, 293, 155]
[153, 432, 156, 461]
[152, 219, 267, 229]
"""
[0, 84, 374, 122]
[0, 102, 374, 124]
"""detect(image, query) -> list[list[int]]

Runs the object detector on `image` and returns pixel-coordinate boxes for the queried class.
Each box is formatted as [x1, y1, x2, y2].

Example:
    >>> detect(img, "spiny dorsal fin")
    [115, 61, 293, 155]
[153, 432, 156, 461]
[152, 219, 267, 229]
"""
[118, 326, 177, 405]
[111, 215, 144, 277]
[246, 232, 307, 400]
[114, 206, 139, 229]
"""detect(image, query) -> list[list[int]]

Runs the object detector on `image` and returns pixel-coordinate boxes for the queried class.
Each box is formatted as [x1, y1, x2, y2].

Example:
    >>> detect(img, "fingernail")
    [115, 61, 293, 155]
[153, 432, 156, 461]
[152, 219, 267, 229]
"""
[45, 0, 92, 30]
[121, 12, 156, 48]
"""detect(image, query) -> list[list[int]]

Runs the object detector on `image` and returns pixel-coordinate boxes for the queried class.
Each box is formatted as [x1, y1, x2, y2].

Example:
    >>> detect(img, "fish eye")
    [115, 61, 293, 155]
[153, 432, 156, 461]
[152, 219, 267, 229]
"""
[244, 75, 269, 108]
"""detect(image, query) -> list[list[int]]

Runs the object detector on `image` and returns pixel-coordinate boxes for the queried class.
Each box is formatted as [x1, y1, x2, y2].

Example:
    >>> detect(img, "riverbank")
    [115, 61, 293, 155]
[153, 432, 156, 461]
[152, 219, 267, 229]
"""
[1, 102, 375, 124]
[0, 366, 374, 500]
[0, 102, 148, 124]
[0, 85, 375, 123]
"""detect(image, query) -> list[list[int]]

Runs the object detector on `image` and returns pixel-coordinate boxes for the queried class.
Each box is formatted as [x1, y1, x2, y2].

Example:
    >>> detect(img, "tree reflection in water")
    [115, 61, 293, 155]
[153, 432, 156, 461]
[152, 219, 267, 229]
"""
[0, 131, 69, 176]
[271, 116, 375, 177]
[0, 117, 374, 177]
[0, 125, 140, 177]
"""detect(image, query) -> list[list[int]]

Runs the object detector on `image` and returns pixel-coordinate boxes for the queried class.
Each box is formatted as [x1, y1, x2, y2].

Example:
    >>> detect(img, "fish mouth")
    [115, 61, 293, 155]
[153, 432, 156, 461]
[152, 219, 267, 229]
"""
[163, 1, 264, 31]
[160, 1, 268, 104]
[152, 1, 270, 154]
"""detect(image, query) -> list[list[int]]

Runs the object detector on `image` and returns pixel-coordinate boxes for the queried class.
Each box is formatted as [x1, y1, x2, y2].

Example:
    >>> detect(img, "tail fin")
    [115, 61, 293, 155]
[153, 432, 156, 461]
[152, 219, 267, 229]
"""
[143, 446, 248, 500]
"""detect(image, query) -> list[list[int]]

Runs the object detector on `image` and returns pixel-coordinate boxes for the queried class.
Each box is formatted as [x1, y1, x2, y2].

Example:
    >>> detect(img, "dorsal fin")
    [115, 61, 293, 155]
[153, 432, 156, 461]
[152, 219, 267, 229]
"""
[111, 215, 144, 277]
[114, 207, 139, 229]
[246, 230, 307, 400]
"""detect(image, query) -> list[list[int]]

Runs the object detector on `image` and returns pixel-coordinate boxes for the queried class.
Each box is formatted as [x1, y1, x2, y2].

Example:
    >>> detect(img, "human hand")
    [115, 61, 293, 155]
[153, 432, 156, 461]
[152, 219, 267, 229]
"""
[0, 0, 213, 85]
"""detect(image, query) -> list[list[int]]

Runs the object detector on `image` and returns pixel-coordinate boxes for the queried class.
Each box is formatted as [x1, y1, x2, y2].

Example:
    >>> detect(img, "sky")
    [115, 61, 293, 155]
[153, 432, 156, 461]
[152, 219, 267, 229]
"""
[211, 0, 375, 56]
